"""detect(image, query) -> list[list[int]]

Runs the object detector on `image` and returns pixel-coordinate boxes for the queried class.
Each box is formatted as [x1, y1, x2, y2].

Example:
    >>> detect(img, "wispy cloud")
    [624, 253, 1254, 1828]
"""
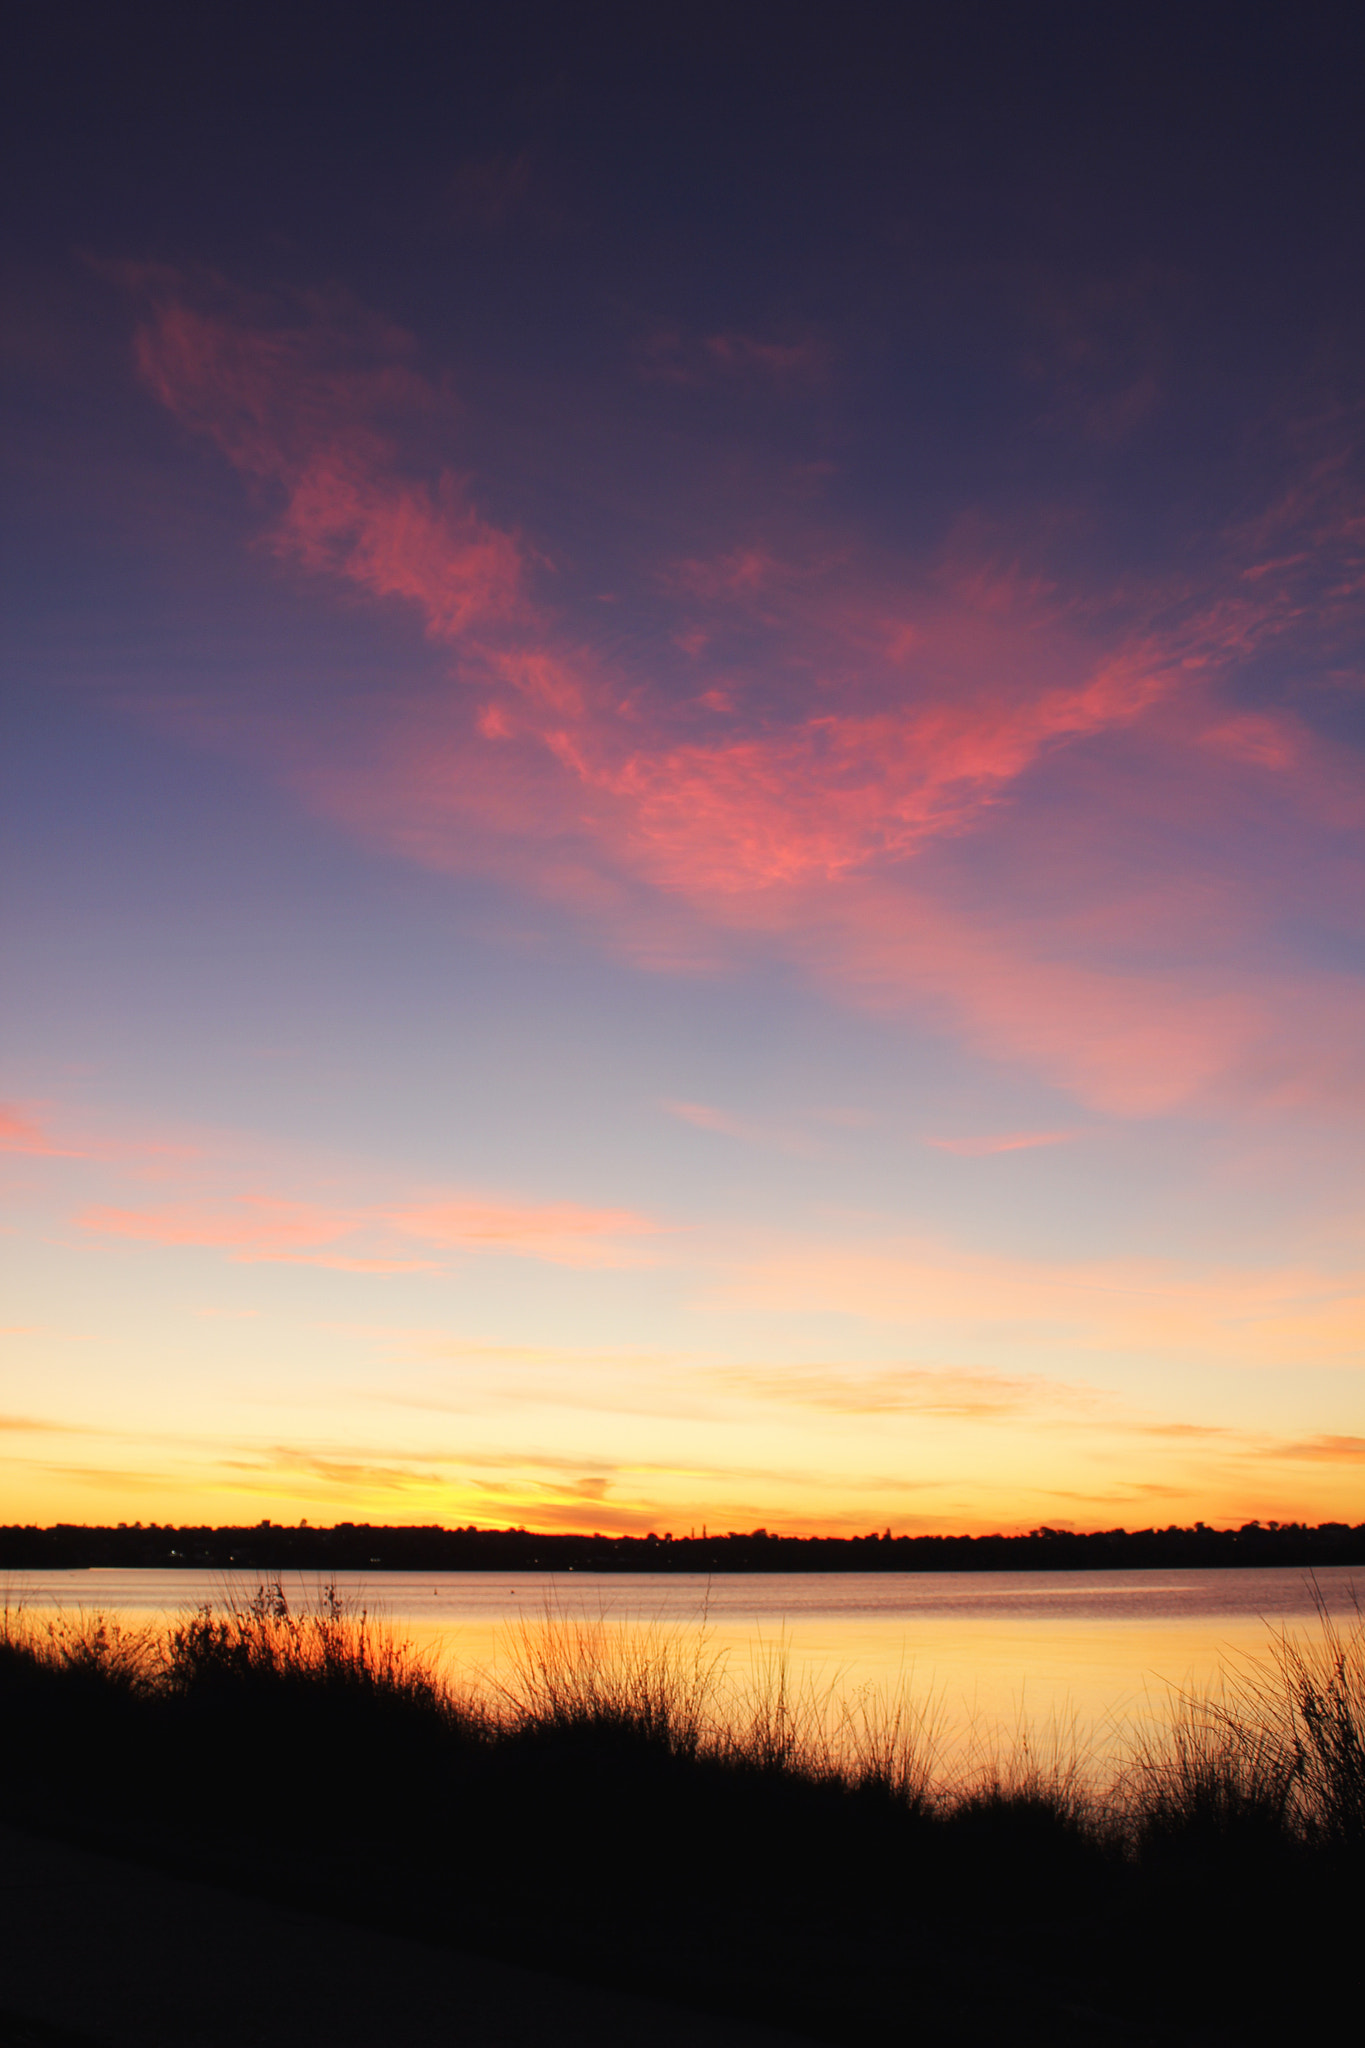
[125, 267, 525, 642]
[4, 1081, 660, 1279]
[638, 328, 826, 386]
[116, 271, 1365, 1127]
[0, 1103, 82, 1158]
[1277, 1434, 1365, 1464]
[0, 1098, 199, 1171]
[660, 1099, 814, 1154]
[81, 1188, 658, 1271]
[381, 1196, 659, 1266]
[0, 1413, 92, 1436]
[925, 1130, 1081, 1157]
[715, 1363, 1088, 1419]
[718, 1235, 1365, 1369]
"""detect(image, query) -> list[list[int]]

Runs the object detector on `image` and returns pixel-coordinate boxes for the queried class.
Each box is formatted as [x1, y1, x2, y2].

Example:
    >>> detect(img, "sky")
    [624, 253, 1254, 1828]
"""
[2, 1, 1364, 1535]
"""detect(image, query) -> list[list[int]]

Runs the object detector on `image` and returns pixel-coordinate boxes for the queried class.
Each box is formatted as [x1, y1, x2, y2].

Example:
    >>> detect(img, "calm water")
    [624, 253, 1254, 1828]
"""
[9, 1565, 1360, 1768]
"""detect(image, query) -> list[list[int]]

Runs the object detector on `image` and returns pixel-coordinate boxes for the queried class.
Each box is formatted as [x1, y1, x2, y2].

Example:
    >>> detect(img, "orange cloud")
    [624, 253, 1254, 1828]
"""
[717, 1364, 1078, 1419]
[667, 544, 792, 599]
[0, 1413, 91, 1435]
[1277, 1434, 1365, 1463]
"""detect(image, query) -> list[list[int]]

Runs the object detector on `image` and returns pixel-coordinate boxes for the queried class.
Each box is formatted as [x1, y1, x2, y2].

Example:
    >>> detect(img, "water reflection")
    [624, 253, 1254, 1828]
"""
[9, 1563, 1360, 1772]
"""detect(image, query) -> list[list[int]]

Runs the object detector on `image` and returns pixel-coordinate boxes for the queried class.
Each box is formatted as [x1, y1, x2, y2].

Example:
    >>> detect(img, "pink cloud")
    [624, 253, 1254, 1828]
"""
[128, 274, 524, 641]
[592, 645, 1173, 897]
[289, 660, 1365, 1115]
[784, 880, 1365, 1116]
[926, 1131, 1080, 1157]
[120, 274, 1365, 1121]
[78, 1196, 415, 1270]
[380, 1197, 658, 1267]
[296, 675, 1356, 1116]
[278, 460, 522, 639]
[661, 1100, 748, 1137]
[668, 545, 791, 600]
[702, 333, 826, 378]
[79, 1187, 657, 1270]
[118, 284, 1181, 910]
[286, 664, 1365, 1117]
[447, 152, 535, 231]
[638, 328, 825, 386]
[0, 1098, 203, 1173]
[1201, 713, 1301, 771]
[660, 1101, 814, 1155]
[720, 1235, 1365, 1369]
[0, 1104, 67, 1156]
[1080, 371, 1160, 447]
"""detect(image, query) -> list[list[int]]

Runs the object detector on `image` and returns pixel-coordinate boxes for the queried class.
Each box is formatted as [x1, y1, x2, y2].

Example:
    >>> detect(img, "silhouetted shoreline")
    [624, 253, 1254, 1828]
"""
[2, 1518, 1362, 1573]
[2, 1584, 1362, 2048]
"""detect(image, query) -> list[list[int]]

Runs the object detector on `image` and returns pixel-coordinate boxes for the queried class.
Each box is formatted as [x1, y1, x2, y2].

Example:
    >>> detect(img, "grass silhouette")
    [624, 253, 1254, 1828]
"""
[2, 1583, 1361, 2045]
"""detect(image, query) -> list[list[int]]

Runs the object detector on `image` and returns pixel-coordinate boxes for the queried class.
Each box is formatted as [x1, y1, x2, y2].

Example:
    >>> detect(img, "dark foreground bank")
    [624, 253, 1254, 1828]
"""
[2, 1589, 1361, 2048]
[0, 1823, 803, 2048]
[3, 1517, 1363, 1573]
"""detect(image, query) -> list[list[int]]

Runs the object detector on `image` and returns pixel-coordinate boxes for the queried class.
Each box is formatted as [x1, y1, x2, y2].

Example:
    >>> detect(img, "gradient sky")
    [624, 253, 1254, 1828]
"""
[3, 3, 1364, 1534]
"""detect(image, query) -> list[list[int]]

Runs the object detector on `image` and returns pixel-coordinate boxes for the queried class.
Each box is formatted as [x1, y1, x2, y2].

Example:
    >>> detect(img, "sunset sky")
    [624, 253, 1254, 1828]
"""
[3, 3, 1364, 1534]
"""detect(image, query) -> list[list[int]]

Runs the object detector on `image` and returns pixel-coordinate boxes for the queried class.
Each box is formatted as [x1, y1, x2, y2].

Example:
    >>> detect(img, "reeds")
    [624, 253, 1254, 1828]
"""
[1263, 1595, 1365, 1844]
[3, 1579, 1362, 1854]
[491, 1607, 947, 1810]
[5, 1580, 1359, 2045]
[3, 1582, 469, 1721]
[493, 1589, 1365, 1860]
[0, 1599, 159, 1692]
[1121, 1680, 1300, 1860]
[492, 1607, 721, 1758]
[1120, 1589, 1365, 1852]
[163, 1578, 465, 1719]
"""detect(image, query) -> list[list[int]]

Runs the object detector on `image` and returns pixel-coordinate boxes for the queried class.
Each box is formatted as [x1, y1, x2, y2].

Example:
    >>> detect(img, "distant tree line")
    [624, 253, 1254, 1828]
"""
[1, 1519, 1362, 1572]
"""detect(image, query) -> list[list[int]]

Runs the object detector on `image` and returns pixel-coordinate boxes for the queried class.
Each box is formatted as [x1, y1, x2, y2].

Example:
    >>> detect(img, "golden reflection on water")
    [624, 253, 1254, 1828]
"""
[400, 1609, 1286, 1771]
[11, 1565, 1358, 1778]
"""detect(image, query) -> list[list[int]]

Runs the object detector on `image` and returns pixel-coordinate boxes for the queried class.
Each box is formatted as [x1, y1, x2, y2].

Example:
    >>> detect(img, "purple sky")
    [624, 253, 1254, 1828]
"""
[3, 3, 1363, 1532]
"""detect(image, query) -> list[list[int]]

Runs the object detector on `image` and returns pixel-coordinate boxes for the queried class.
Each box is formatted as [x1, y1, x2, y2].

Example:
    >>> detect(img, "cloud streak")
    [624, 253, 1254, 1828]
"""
[716, 1363, 1086, 1419]
[925, 1130, 1080, 1157]
[127, 268, 525, 642]
[81, 1189, 658, 1271]
[660, 1099, 815, 1154]
[0, 1104, 84, 1158]
[718, 1236, 1365, 1369]
[119, 272, 1365, 1121]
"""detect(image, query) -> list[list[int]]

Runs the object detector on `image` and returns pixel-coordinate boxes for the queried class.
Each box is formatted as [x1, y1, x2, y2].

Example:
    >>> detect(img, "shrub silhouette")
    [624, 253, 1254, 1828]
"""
[2, 1582, 1360, 2046]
